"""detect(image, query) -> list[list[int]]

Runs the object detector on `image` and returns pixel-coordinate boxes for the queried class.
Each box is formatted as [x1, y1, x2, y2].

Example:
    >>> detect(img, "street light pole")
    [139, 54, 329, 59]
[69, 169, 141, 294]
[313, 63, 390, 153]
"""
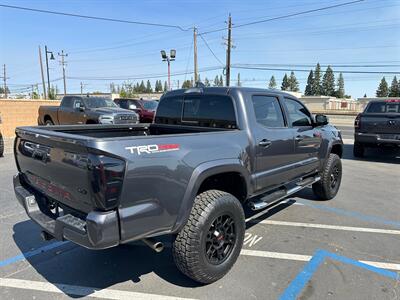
[45, 45, 55, 98]
[167, 58, 171, 91]
[161, 49, 176, 91]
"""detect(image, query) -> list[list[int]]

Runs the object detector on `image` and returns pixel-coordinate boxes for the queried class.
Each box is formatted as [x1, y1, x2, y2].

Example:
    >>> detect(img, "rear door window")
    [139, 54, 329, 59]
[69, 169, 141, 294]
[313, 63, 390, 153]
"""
[252, 95, 285, 128]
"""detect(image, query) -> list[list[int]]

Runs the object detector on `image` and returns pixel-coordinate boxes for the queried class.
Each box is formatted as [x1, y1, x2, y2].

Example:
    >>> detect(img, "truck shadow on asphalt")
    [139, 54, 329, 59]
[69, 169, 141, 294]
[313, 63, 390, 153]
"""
[12, 221, 200, 297]
[342, 144, 400, 164]
[12, 201, 298, 296]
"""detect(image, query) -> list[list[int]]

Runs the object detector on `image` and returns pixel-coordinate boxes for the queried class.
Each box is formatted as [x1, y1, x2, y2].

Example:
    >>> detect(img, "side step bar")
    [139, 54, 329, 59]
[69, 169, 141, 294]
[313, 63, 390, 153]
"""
[249, 176, 321, 211]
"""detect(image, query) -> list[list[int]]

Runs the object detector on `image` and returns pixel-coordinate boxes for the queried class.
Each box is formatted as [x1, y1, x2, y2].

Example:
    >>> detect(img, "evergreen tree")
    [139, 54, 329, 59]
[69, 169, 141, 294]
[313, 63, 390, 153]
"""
[139, 80, 146, 93]
[163, 81, 168, 92]
[204, 77, 210, 87]
[288, 71, 299, 92]
[313, 63, 322, 95]
[119, 86, 127, 98]
[182, 80, 192, 88]
[304, 70, 314, 95]
[322, 66, 335, 96]
[389, 76, 399, 97]
[146, 80, 152, 93]
[237, 73, 241, 86]
[363, 93, 367, 97]
[268, 75, 277, 89]
[335, 72, 345, 98]
[281, 74, 289, 91]
[213, 75, 219, 87]
[219, 75, 224, 86]
[48, 85, 57, 100]
[376, 77, 389, 97]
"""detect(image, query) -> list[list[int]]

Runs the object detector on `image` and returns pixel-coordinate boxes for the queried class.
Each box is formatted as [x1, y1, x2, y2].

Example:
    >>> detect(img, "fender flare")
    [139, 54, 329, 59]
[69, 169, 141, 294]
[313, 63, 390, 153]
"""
[171, 158, 251, 233]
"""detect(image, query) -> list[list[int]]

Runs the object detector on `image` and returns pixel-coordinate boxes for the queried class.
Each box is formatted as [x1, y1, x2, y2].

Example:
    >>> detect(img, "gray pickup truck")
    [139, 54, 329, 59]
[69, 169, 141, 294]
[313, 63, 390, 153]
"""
[354, 99, 400, 157]
[38, 96, 138, 125]
[13, 87, 343, 283]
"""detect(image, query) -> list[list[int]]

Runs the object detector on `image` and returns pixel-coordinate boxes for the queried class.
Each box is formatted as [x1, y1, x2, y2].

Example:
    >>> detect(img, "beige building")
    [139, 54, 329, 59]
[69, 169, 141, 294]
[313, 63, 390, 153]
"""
[300, 96, 359, 111]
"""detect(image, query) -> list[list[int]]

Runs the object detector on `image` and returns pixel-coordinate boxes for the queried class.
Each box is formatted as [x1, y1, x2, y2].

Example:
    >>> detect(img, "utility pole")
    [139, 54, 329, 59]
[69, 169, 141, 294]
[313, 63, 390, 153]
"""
[38, 46, 47, 99]
[2, 64, 7, 98]
[58, 50, 68, 96]
[80, 82, 84, 96]
[193, 27, 198, 84]
[225, 14, 232, 87]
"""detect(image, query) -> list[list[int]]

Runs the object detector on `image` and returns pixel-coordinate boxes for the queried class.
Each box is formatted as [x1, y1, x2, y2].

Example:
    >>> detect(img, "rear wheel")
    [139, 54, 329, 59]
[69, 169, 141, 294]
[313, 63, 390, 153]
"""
[45, 119, 54, 126]
[353, 142, 365, 158]
[173, 190, 245, 284]
[313, 153, 342, 200]
[0, 132, 4, 157]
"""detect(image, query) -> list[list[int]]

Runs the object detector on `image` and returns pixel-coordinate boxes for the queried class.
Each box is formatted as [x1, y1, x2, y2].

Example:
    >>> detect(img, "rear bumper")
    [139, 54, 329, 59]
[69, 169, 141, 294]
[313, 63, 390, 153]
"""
[355, 132, 400, 146]
[13, 174, 120, 250]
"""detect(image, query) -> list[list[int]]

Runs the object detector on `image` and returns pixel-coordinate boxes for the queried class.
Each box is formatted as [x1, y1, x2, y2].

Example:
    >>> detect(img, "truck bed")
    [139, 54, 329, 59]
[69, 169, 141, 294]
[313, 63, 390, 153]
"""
[30, 123, 230, 138]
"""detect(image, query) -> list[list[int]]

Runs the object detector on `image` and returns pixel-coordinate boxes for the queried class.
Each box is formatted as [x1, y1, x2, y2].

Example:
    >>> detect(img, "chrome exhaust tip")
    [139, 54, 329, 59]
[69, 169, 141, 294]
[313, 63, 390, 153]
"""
[142, 238, 164, 253]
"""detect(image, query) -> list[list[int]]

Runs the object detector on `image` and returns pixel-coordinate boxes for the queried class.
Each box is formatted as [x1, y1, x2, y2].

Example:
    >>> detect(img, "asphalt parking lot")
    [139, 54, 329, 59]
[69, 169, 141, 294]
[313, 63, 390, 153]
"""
[0, 127, 399, 299]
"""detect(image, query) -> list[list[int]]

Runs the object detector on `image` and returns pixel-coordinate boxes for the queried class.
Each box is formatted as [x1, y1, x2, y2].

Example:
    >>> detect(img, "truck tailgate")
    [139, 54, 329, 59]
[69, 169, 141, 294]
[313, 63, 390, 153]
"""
[360, 114, 400, 135]
[15, 129, 94, 213]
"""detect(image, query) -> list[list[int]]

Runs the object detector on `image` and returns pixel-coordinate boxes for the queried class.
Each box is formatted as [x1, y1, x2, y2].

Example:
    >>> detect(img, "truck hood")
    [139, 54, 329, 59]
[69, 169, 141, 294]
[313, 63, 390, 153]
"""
[91, 107, 136, 115]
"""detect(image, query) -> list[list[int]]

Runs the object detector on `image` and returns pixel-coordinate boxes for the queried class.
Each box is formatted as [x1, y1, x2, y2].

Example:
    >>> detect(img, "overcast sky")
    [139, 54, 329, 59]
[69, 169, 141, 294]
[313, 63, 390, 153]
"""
[0, 0, 399, 98]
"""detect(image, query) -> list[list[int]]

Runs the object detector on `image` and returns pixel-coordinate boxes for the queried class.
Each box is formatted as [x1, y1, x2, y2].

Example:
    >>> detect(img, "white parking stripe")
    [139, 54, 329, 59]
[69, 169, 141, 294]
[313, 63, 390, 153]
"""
[240, 249, 400, 271]
[0, 278, 196, 300]
[252, 220, 400, 235]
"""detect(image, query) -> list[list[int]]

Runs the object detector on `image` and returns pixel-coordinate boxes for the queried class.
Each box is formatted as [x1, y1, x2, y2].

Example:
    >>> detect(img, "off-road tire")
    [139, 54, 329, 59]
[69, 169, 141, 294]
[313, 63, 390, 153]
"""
[0, 132, 4, 157]
[353, 142, 365, 158]
[313, 153, 342, 200]
[172, 190, 245, 284]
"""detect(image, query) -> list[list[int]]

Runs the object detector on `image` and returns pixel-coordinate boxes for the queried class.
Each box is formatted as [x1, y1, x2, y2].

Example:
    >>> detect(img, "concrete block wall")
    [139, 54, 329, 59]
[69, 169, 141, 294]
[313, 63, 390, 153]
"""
[0, 99, 60, 138]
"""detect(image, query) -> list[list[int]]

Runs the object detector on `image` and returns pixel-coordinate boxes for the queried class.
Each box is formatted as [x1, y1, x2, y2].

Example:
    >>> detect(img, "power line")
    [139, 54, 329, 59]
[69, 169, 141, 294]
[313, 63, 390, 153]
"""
[198, 34, 224, 67]
[231, 65, 400, 75]
[67, 66, 223, 81]
[0, 4, 191, 31]
[234, 63, 400, 68]
[200, 0, 365, 35]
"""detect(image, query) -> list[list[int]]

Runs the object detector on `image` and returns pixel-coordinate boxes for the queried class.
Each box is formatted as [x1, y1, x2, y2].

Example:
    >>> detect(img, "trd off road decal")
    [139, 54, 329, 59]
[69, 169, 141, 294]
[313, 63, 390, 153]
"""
[125, 144, 180, 155]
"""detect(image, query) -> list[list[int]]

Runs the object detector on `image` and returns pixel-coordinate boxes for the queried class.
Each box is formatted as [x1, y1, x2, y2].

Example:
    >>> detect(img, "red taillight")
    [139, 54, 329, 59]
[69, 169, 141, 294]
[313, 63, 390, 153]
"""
[354, 114, 361, 129]
[89, 154, 125, 210]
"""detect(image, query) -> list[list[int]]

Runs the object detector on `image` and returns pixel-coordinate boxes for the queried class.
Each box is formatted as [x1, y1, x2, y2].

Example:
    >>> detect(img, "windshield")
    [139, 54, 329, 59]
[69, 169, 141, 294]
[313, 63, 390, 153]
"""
[367, 101, 400, 113]
[83, 97, 118, 108]
[142, 100, 158, 110]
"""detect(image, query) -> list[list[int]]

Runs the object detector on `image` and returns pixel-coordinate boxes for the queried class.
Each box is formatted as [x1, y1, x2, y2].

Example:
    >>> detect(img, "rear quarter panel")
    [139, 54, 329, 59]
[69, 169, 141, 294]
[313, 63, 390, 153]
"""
[90, 130, 251, 242]
[39, 106, 60, 124]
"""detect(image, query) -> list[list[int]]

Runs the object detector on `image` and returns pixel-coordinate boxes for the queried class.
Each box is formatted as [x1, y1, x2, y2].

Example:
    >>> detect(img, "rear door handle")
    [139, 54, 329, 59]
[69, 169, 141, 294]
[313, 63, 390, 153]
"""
[258, 139, 272, 147]
[295, 136, 304, 142]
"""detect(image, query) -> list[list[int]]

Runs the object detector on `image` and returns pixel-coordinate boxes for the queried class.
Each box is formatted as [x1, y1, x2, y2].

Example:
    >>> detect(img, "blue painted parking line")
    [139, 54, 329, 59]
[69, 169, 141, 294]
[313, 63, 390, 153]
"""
[0, 241, 69, 268]
[279, 249, 400, 300]
[297, 200, 400, 229]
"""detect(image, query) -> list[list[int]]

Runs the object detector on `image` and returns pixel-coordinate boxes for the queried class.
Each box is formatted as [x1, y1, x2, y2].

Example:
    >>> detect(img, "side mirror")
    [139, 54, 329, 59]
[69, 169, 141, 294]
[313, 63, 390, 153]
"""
[314, 114, 329, 126]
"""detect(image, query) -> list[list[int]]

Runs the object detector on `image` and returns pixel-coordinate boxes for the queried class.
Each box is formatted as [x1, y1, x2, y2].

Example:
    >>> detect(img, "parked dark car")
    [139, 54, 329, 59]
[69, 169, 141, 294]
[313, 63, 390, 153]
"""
[114, 98, 158, 123]
[354, 99, 400, 157]
[14, 87, 343, 284]
[38, 96, 139, 125]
